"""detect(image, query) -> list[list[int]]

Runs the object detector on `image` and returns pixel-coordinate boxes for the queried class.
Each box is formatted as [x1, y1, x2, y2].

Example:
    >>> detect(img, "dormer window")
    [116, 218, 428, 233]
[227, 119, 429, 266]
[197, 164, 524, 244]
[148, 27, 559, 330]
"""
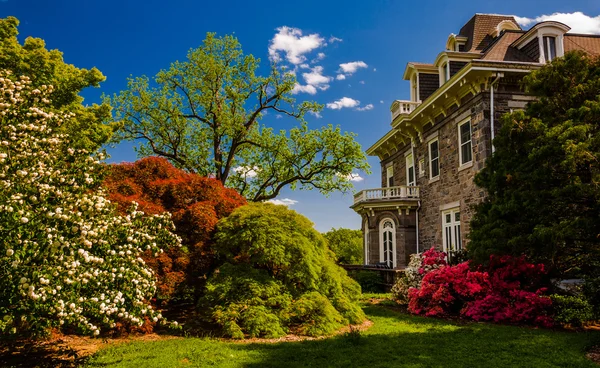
[543, 36, 557, 62]
[411, 75, 418, 102]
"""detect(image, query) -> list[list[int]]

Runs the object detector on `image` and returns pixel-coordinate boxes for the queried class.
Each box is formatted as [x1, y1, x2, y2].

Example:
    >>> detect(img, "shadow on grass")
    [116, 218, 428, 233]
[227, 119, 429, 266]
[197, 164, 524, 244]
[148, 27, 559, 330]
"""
[85, 306, 600, 368]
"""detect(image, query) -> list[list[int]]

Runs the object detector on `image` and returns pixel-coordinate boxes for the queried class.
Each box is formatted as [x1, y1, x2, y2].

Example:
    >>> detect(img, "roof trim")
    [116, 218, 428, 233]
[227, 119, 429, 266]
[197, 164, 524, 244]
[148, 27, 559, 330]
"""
[402, 62, 439, 80]
[511, 21, 571, 49]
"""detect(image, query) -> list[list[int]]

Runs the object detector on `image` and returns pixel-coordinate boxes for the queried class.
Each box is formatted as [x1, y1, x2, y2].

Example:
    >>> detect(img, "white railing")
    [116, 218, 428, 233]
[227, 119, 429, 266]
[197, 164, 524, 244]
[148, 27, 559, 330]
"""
[353, 186, 420, 204]
[391, 100, 420, 121]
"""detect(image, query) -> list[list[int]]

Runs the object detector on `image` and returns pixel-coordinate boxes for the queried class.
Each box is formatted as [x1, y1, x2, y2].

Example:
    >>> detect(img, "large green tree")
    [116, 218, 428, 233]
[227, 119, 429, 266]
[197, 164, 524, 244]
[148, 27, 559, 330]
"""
[108, 33, 369, 201]
[324, 228, 363, 264]
[469, 51, 600, 279]
[0, 16, 115, 151]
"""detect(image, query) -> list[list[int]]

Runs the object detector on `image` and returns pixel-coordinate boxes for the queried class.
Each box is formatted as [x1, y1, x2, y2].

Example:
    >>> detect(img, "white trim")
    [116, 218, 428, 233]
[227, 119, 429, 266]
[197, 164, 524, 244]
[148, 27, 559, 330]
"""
[441, 207, 462, 253]
[428, 138, 440, 180]
[425, 130, 439, 142]
[386, 165, 394, 187]
[364, 219, 370, 265]
[457, 118, 472, 166]
[379, 218, 396, 268]
[439, 201, 460, 211]
[406, 153, 415, 186]
[458, 160, 473, 172]
[418, 158, 425, 178]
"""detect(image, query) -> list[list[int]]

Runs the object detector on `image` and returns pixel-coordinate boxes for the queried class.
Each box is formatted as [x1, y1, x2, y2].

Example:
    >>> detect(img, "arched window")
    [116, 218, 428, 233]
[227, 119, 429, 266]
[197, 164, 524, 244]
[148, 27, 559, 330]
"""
[363, 219, 370, 265]
[379, 218, 396, 268]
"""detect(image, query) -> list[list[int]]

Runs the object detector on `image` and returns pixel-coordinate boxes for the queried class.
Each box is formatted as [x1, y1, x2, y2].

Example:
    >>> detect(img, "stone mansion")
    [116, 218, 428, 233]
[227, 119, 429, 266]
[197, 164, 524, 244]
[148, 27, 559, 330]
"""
[351, 13, 600, 269]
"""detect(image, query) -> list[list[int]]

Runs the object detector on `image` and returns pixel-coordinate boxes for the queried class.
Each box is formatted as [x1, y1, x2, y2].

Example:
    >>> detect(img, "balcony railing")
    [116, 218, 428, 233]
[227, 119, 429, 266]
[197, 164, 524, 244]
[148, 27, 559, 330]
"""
[391, 100, 420, 121]
[353, 186, 420, 205]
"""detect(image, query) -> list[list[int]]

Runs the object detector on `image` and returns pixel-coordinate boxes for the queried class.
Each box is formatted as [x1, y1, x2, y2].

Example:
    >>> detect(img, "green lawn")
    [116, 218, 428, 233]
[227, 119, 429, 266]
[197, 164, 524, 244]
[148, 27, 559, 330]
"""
[85, 304, 600, 368]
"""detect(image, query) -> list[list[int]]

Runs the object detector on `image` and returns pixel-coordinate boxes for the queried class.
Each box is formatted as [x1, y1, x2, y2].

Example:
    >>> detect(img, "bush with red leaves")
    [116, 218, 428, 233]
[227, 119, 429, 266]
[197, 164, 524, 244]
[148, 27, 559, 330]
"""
[408, 255, 553, 326]
[103, 157, 246, 304]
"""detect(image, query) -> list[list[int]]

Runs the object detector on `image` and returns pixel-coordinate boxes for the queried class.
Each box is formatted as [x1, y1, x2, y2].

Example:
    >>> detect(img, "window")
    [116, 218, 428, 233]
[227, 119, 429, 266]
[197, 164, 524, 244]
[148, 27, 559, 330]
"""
[458, 120, 472, 166]
[406, 153, 415, 186]
[412, 75, 418, 102]
[442, 208, 462, 253]
[543, 36, 557, 62]
[379, 218, 396, 268]
[429, 139, 440, 179]
[386, 165, 394, 187]
[418, 158, 425, 178]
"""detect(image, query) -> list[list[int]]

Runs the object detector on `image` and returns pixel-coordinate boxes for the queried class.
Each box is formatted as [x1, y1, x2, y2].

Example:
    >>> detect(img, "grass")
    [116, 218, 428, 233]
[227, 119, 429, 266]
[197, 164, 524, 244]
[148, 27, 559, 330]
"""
[85, 303, 600, 368]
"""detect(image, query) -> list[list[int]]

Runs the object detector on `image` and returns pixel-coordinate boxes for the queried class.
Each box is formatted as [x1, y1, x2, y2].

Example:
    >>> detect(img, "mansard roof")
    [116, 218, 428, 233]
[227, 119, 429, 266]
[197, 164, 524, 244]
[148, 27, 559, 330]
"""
[458, 14, 521, 52]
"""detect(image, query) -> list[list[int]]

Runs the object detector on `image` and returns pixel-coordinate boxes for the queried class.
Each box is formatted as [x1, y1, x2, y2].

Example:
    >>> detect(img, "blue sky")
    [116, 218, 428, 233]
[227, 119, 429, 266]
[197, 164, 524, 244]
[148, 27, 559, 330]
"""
[2, 0, 599, 232]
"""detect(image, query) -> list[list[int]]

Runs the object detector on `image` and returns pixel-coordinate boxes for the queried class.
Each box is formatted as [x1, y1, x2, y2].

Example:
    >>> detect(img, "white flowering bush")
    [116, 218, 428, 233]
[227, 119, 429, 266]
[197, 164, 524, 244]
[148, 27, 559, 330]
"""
[0, 71, 181, 338]
[391, 248, 448, 305]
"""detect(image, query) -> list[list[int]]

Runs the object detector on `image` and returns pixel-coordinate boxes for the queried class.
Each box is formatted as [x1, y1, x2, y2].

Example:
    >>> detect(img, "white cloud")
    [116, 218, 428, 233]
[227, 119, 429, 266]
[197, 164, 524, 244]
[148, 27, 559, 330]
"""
[329, 36, 343, 43]
[292, 83, 317, 95]
[302, 66, 332, 86]
[269, 26, 326, 65]
[515, 12, 600, 34]
[276, 114, 283, 119]
[267, 198, 298, 206]
[233, 166, 259, 178]
[335, 74, 346, 80]
[373, 68, 377, 72]
[326, 97, 360, 110]
[338, 172, 364, 182]
[312, 52, 326, 63]
[299, 63, 310, 69]
[293, 66, 332, 94]
[309, 111, 323, 119]
[356, 104, 374, 111]
[359, 80, 365, 85]
[339, 61, 368, 74]
[380, 100, 384, 104]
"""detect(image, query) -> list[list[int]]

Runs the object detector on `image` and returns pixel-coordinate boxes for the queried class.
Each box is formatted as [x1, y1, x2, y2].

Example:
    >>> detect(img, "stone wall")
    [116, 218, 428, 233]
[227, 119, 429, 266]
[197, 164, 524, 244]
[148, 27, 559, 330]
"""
[362, 211, 416, 268]
[377, 77, 528, 252]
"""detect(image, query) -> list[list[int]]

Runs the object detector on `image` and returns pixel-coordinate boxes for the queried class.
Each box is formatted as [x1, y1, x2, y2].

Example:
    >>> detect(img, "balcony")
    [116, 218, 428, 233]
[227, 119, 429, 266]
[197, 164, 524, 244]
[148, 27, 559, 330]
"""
[391, 100, 420, 121]
[353, 186, 420, 205]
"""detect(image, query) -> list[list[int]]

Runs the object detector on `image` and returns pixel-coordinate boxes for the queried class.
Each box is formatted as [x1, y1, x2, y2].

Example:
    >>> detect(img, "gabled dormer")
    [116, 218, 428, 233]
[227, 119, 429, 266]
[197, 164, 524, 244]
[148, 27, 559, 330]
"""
[511, 21, 571, 63]
[403, 62, 439, 103]
[446, 34, 469, 52]
[433, 52, 480, 86]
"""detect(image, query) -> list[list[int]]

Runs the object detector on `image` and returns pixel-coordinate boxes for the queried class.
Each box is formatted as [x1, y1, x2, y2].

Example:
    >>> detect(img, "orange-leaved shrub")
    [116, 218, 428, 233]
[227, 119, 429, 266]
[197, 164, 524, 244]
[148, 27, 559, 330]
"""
[103, 157, 246, 304]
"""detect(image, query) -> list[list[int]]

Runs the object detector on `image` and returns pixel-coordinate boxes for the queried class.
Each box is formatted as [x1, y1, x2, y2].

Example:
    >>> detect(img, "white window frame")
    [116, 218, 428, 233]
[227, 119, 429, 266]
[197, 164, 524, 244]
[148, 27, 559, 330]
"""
[428, 138, 440, 181]
[379, 218, 396, 268]
[458, 118, 472, 167]
[418, 158, 425, 178]
[442, 208, 462, 253]
[386, 165, 394, 187]
[405, 153, 415, 186]
[543, 36, 557, 62]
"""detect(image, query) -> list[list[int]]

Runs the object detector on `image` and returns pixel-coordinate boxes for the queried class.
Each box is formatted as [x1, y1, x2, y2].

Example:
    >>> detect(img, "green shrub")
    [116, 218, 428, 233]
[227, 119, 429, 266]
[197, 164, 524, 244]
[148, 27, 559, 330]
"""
[199, 203, 366, 339]
[348, 270, 384, 293]
[551, 294, 595, 327]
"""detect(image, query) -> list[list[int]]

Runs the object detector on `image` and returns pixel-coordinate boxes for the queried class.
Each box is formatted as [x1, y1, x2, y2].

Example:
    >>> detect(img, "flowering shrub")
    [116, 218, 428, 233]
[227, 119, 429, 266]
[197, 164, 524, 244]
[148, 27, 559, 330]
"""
[408, 262, 488, 317]
[391, 248, 447, 304]
[0, 72, 181, 338]
[408, 255, 553, 326]
[104, 157, 246, 303]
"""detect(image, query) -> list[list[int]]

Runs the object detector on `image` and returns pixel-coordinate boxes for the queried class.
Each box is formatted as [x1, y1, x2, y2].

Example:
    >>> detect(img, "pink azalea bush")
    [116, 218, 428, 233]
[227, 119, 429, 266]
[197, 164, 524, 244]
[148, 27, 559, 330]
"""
[407, 254, 553, 326]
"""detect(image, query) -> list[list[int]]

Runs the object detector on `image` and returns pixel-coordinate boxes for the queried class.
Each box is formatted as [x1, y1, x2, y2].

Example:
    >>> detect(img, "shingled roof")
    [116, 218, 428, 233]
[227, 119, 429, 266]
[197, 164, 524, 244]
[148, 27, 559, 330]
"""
[459, 14, 521, 52]
[482, 31, 534, 62]
[564, 34, 600, 56]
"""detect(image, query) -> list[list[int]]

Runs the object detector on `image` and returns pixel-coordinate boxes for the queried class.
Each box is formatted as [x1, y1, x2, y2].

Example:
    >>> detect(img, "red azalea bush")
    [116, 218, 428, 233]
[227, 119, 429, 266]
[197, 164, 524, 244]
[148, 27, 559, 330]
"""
[408, 255, 553, 326]
[103, 157, 247, 304]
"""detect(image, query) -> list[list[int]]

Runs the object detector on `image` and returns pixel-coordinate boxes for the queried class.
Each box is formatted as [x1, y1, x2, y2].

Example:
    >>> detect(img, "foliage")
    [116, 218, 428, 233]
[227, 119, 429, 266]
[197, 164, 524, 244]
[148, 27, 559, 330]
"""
[103, 157, 246, 303]
[0, 17, 115, 151]
[108, 33, 370, 201]
[323, 228, 363, 264]
[469, 51, 600, 280]
[200, 203, 366, 338]
[391, 248, 447, 304]
[550, 294, 595, 327]
[87, 305, 600, 368]
[347, 270, 384, 293]
[0, 72, 180, 338]
[408, 256, 553, 326]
